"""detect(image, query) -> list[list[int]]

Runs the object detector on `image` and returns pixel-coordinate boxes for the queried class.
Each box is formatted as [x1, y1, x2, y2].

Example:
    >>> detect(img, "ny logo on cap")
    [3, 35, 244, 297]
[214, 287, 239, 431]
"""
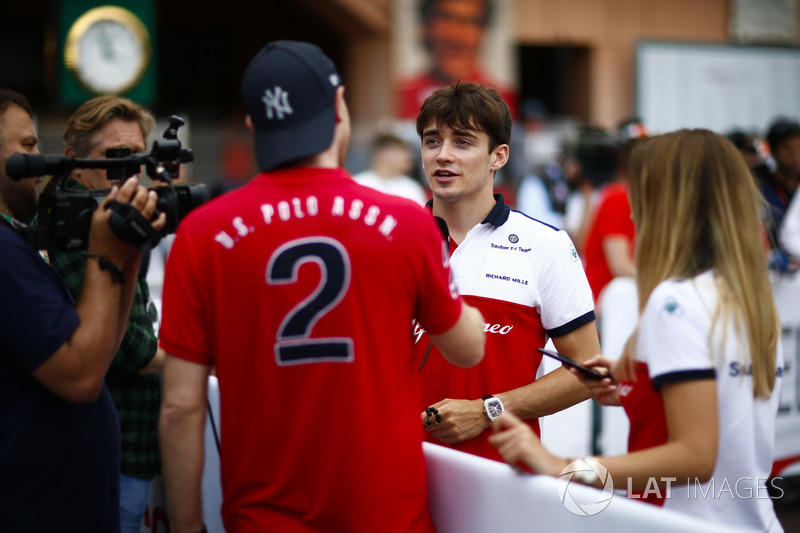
[262, 86, 293, 120]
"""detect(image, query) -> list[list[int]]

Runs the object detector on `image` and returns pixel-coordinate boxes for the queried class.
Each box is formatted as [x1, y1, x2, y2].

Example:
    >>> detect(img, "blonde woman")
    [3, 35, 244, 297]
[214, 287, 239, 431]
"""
[489, 129, 784, 532]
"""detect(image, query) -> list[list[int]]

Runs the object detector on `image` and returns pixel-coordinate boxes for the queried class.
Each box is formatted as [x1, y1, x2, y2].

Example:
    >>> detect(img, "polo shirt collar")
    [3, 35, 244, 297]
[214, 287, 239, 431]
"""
[481, 193, 511, 227]
[425, 193, 511, 234]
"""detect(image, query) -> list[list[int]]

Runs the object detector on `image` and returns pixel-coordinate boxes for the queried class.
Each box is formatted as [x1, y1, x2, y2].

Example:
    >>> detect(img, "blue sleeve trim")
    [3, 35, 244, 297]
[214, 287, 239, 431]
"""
[653, 369, 716, 389]
[546, 310, 596, 338]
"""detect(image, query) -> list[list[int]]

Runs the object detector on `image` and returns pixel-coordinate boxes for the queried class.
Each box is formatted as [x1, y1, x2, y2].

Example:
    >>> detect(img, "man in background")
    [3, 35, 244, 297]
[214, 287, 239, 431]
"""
[754, 117, 800, 270]
[50, 95, 164, 533]
[0, 87, 165, 531]
[354, 132, 427, 204]
[581, 126, 639, 303]
[727, 130, 764, 171]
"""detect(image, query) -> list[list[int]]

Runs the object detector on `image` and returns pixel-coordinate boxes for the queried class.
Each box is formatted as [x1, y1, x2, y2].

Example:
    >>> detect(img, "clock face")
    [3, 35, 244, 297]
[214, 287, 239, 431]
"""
[65, 6, 151, 95]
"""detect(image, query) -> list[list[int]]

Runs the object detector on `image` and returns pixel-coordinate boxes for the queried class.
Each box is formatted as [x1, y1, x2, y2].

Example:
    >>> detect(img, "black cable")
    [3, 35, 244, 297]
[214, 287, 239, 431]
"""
[418, 340, 433, 372]
[206, 397, 221, 454]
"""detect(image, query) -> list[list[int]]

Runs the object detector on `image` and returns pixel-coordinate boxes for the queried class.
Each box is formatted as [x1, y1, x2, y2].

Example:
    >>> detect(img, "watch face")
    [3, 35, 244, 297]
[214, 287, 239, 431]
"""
[65, 6, 151, 94]
[484, 398, 504, 420]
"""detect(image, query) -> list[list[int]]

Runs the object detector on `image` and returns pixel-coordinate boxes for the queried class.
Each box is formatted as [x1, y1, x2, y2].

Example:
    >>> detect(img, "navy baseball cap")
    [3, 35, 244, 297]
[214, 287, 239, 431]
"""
[242, 41, 342, 171]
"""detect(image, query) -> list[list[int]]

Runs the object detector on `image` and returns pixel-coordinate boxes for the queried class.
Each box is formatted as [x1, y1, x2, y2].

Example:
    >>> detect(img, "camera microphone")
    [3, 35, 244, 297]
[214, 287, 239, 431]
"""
[5, 152, 143, 181]
[5, 153, 76, 180]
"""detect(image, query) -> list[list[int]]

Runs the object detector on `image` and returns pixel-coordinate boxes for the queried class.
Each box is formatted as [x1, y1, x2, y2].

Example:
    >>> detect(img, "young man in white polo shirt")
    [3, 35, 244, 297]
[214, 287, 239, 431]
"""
[415, 81, 602, 461]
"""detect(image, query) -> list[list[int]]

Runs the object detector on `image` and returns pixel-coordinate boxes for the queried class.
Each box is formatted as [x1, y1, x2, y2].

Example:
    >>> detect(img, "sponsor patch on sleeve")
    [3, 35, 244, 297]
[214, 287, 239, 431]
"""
[659, 296, 684, 318]
[569, 242, 580, 262]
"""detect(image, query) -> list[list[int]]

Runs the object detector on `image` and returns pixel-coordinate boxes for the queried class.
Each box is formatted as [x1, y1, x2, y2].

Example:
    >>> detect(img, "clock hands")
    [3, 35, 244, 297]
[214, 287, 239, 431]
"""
[98, 22, 116, 62]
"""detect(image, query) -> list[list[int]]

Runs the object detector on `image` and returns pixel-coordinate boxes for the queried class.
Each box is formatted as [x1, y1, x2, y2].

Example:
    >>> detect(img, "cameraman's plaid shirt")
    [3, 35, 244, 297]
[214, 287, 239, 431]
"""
[46, 179, 161, 479]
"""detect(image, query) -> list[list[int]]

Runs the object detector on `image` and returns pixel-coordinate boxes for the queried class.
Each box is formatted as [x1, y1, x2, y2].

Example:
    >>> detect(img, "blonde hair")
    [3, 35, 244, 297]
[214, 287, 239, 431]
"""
[63, 95, 155, 157]
[621, 129, 779, 398]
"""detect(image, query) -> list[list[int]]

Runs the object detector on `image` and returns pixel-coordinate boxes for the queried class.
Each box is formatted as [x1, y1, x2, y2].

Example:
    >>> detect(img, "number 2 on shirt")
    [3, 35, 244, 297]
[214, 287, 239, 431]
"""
[267, 237, 354, 365]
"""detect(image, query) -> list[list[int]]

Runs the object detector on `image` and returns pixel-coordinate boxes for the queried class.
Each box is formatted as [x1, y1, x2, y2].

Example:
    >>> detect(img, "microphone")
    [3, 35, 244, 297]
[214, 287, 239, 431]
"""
[5, 153, 142, 180]
[5, 153, 76, 180]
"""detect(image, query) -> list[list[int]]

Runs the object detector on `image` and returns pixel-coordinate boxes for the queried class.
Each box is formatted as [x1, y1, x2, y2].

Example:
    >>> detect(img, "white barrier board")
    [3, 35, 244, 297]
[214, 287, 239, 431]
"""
[144, 376, 755, 532]
[425, 442, 734, 533]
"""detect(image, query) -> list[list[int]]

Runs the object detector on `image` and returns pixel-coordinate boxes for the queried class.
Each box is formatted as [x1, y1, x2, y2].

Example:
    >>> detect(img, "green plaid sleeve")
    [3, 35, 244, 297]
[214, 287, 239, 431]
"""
[49, 249, 158, 373]
[107, 277, 158, 375]
[48, 248, 88, 298]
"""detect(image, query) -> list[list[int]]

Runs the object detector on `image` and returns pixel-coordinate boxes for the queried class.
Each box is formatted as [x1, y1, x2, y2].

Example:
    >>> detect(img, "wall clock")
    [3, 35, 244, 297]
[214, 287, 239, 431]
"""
[64, 6, 152, 95]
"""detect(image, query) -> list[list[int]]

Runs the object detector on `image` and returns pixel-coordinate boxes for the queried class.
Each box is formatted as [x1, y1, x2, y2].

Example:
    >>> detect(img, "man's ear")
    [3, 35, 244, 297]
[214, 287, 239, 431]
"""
[244, 115, 254, 132]
[490, 144, 510, 171]
[334, 86, 347, 123]
[64, 146, 81, 178]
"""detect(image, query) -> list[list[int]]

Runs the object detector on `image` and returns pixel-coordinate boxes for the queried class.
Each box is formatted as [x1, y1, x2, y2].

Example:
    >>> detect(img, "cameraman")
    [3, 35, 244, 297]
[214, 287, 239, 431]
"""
[48, 95, 165, 533]
[0, 88, 166, 531]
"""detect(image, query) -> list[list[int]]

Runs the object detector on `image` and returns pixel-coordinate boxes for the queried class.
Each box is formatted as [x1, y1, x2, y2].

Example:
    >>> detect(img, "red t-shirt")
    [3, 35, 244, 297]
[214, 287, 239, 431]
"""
[618, 362, 668, 506]
[582, 183, 635, 302]
[160, 167, 463, 533]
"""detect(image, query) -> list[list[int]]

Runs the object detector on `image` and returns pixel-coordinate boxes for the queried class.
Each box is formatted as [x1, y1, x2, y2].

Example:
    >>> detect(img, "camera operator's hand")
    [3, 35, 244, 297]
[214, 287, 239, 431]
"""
[87, 176, 167, 270]
[32, 177, 167, 404]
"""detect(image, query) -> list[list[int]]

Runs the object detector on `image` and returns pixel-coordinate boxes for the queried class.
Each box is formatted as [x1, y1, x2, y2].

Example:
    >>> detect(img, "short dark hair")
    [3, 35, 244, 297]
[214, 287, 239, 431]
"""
[0, 89, 34, 150]
[371, 133, 408, 152]
[0, 88, 33, 121]
[415, 82, 511, 152]
[575, 131, 618, 187]
[766, 118, 800, 152]
[419, 0, 494, 27]
[726, 130, 758, 154]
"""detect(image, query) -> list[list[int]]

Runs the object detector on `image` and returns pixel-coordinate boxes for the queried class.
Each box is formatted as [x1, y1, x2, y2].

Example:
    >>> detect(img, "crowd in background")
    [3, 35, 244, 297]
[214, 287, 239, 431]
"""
[337, 107, 800, 307]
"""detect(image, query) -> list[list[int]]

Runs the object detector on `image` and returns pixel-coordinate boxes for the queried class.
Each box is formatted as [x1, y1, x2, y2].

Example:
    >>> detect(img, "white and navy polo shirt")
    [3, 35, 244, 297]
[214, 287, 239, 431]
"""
[417, 194, 596, 460]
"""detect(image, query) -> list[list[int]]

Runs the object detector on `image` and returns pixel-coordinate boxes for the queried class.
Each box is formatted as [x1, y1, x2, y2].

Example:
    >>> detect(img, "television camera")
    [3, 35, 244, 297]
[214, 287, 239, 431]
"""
[5, 116, 209, 251]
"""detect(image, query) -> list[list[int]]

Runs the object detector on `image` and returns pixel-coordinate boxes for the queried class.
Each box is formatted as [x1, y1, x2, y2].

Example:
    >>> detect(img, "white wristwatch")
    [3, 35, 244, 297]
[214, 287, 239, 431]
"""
[482, 395, 505, 421]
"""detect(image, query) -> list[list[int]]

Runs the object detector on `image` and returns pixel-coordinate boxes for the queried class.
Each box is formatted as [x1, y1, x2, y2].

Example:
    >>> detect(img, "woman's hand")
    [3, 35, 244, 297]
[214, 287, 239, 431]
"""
[488, 412, 568, 476]
[568, 355, 621, 406]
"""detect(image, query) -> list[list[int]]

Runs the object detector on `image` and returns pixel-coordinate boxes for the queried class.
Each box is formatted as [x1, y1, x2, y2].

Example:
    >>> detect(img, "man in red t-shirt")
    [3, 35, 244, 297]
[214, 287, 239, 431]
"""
[158, 41, 486, 533]
[582, 125, 644, 303]
[582, 181, 636, 303]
